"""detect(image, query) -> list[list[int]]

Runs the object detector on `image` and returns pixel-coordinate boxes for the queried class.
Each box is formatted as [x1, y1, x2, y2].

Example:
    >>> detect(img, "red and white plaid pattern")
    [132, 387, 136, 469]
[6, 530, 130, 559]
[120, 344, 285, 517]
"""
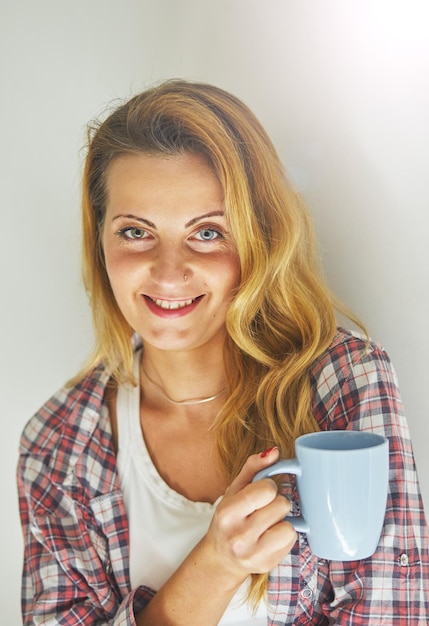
[17, 329, 429, 624]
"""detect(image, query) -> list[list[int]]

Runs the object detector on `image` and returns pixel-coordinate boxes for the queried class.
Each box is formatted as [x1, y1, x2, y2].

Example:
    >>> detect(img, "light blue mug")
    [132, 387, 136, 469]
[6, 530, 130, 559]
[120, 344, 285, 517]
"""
[253, 430, 389, 561]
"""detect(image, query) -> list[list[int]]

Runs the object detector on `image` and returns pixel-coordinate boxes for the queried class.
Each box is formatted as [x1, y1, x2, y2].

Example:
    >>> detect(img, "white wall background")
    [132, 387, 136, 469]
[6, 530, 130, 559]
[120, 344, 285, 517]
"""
[1, 1, 428, 622]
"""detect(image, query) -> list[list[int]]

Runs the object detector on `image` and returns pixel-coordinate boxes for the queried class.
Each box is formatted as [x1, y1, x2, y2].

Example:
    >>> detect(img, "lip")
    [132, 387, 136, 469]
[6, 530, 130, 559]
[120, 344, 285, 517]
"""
[143, 295, 204, 318]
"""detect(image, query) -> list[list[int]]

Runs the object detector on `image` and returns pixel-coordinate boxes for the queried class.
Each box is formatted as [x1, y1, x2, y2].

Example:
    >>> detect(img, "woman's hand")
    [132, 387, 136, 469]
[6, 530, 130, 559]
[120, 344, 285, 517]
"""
[201, 446, 297, 584]
[136, 447, 296, 625]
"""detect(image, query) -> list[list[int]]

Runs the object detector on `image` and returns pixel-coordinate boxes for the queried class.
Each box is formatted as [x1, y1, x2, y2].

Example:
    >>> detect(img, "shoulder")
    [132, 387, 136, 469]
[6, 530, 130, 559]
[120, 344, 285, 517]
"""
[17, 363, 118, 513]
[19, 363, 111, 460]
[310, 327, 401, 429]
[311, 326, 395, 386]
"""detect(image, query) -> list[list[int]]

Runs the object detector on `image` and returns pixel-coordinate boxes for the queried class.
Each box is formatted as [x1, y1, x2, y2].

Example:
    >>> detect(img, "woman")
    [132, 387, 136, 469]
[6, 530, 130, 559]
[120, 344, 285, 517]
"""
[17, 80, 429, 624]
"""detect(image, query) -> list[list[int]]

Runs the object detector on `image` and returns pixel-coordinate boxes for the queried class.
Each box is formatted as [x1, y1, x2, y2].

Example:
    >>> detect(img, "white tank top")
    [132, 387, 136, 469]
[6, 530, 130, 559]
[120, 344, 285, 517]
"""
[116, 349, 267, 625]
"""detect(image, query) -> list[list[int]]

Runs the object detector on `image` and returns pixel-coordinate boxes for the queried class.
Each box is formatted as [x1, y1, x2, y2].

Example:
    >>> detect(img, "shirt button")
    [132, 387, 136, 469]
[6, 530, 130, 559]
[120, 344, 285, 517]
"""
[300, 587, 313, 599]
[399, 553, 409, 567]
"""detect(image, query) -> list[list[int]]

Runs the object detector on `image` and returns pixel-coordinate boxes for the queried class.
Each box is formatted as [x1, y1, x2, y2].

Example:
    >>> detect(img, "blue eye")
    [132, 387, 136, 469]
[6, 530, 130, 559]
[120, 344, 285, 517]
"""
[118, 227, 148, 240]
[195, 228, 221, 241]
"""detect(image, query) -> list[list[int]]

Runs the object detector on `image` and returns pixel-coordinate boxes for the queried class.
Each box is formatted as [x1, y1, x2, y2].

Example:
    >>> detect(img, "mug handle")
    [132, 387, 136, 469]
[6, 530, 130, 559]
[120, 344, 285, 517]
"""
[252, 459, 309, 533]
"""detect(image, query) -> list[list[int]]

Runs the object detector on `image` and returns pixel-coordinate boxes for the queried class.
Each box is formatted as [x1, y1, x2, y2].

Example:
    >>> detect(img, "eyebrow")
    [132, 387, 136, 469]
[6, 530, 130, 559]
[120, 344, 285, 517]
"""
[111, 211, 225, 228]
[185, 211, 224, 227]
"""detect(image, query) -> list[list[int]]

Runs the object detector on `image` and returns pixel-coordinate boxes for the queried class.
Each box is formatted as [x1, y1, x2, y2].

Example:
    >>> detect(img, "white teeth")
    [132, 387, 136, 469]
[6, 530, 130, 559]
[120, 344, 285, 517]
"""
[153, 298, 194, 310]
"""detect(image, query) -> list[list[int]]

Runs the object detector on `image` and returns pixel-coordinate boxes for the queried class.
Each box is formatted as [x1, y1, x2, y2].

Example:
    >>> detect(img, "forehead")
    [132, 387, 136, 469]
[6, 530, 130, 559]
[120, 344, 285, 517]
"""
[105, 152, 224, 210]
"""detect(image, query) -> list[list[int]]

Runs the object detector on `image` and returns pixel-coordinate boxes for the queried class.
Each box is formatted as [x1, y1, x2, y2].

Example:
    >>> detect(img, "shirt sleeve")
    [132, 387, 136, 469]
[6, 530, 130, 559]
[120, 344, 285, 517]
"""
[17, 458, 155, 625]
[16, 379, 157, 626]
[314, 337, 429, 623]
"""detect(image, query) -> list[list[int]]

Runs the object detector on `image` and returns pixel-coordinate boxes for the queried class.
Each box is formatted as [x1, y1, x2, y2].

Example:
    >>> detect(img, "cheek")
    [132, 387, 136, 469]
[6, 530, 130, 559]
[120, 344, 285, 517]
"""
[103, 246, 139, 302]
[103, 247, 122, 288]
[217, 253, 241, 295]
[227, 250, 241, 283]
[102, 228, 131, 284]
[103, 235, 135, 278]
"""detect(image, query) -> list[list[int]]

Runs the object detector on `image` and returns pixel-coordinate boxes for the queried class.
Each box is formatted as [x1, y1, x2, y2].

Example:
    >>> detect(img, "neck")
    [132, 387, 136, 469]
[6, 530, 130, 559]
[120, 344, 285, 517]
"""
[142, 366, 226, 406]
[140, 346, 227, 409]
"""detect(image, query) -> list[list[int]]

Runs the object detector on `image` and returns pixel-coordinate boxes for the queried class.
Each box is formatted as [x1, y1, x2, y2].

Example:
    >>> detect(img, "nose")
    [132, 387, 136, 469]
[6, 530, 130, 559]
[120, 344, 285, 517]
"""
[149, 242, 191, 288]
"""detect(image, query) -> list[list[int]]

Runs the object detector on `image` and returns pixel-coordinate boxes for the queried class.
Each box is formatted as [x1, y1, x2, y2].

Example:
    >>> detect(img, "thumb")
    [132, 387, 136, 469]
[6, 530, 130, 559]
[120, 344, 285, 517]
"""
[227, 446, 280, 496]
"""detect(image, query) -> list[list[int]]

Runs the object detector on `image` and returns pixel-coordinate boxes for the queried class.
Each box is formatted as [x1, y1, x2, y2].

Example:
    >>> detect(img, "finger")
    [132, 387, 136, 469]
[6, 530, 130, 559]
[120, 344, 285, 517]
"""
[236, 492, 292, 545]
[226, 513, 298, 574]
[251, 520, 298, 573]
[216, 478, 280, 533]
[250, 492, 292, 533]
[227, 447, 280, 496]
[235, 478, 281, 518]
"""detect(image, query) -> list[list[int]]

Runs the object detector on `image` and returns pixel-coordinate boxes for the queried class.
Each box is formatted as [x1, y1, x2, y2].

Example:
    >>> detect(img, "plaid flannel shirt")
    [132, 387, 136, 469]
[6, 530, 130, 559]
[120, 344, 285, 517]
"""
[17, 328, 429, 624]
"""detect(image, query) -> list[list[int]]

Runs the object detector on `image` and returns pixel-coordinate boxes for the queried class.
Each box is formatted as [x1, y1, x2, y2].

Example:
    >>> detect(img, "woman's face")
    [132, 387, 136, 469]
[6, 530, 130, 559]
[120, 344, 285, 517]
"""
[102, 152, 240, 355]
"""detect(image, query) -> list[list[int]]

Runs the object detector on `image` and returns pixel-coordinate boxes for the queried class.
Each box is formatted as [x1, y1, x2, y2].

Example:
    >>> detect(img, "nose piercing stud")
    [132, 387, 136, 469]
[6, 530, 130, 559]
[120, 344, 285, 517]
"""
[184, 274, 188, 281]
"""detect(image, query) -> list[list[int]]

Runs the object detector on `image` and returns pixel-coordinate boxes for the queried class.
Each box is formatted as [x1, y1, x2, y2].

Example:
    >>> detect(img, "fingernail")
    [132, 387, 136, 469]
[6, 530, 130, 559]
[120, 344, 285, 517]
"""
[260, 446, 278, 458]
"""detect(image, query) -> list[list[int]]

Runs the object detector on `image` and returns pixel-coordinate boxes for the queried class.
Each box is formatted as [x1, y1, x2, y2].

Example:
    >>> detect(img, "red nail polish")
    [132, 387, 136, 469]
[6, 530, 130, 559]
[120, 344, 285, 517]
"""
[260, 446, 277, 458]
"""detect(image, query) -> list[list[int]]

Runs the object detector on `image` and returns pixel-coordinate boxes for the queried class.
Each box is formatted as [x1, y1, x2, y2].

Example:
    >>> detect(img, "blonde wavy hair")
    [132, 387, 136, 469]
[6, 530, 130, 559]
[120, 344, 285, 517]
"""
[78, 79, 364, 606]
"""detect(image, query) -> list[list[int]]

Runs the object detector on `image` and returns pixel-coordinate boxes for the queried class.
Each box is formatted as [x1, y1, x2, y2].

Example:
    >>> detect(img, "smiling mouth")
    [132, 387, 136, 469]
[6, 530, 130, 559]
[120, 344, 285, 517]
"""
[146, 295, 202, 310]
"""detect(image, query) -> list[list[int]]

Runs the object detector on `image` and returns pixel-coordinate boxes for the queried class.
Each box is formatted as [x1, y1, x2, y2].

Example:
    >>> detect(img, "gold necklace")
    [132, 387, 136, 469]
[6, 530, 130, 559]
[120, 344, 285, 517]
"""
[141, 367, 226, 406]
